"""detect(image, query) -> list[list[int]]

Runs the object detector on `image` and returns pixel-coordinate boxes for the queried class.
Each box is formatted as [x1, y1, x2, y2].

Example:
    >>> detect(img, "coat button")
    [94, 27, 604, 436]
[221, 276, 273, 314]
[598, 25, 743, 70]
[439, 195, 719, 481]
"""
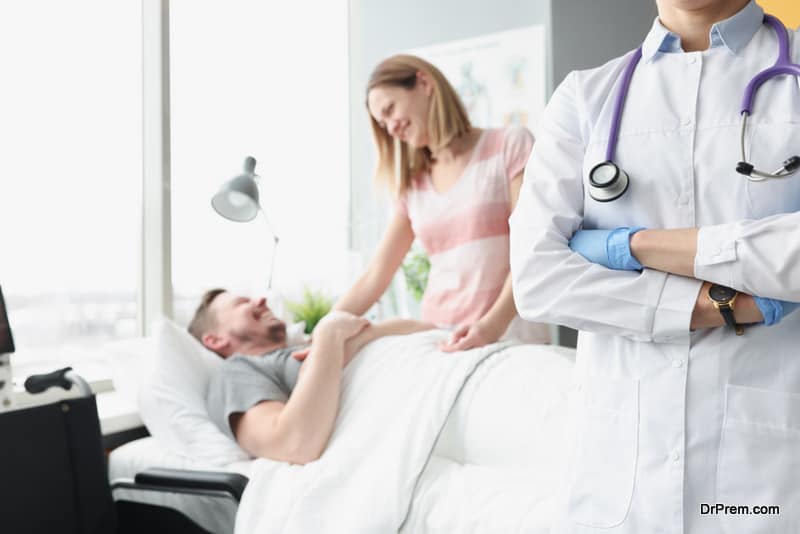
[672, 359, 684, 368]
[672, 451, 681, 462]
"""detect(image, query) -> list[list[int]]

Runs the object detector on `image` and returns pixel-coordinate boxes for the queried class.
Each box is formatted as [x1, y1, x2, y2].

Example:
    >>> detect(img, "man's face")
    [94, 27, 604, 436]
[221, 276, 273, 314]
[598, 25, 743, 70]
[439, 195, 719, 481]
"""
[209, 292, 287, 352]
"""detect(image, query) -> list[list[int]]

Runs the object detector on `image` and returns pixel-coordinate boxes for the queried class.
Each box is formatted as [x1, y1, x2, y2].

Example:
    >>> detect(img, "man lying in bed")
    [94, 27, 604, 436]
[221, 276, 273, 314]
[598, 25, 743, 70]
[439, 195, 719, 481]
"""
[187, 289, 433, 465]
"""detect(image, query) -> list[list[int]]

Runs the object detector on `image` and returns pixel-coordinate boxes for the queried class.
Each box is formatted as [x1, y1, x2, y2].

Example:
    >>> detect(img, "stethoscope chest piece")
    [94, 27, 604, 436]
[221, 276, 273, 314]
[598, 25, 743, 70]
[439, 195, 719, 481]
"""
[589, 161, 630, 202]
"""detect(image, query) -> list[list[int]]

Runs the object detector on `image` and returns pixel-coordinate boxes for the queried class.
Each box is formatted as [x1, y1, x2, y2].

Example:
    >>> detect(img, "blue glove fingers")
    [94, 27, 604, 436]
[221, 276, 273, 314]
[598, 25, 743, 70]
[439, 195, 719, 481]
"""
[568, 229, 614, 268]
[753, 297, 800, 326]
[606, 226, 646, 270]
[754, 296, 781, 326]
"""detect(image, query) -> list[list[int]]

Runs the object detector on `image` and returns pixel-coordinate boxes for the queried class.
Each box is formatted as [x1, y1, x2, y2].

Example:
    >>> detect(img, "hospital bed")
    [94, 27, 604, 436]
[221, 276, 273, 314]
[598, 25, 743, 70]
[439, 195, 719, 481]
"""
[104, 320, 575, 533]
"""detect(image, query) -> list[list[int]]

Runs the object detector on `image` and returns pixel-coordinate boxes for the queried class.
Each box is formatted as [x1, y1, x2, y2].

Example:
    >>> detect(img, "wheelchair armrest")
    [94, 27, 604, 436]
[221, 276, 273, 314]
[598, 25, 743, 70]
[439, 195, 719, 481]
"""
[134, 468, 249, 502]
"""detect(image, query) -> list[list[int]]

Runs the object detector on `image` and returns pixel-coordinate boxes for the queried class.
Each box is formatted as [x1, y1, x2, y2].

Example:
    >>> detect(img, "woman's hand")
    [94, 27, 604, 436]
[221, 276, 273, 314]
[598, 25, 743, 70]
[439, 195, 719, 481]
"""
[315, 311, 370, 340]
[292, 311, 370, 361]
[439, 320, 503, 352]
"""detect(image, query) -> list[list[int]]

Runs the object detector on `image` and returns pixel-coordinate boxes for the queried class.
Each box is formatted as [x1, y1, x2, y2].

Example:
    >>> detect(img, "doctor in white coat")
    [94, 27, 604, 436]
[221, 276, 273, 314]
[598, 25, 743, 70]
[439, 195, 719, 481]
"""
[510, 1, 800, 533]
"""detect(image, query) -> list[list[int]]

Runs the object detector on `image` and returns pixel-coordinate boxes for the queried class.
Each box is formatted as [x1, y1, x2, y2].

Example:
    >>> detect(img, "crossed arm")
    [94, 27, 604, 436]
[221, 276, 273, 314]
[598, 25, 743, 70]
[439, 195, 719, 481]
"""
[570, 220, 797, 329]
[628, 228, 764, 329]
[231, 315, 433, 464]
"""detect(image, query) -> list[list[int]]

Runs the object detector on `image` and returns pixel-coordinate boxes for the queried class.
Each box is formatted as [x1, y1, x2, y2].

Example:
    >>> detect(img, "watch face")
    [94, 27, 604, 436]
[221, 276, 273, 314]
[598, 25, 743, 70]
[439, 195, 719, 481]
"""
[709, 284, 736, 303]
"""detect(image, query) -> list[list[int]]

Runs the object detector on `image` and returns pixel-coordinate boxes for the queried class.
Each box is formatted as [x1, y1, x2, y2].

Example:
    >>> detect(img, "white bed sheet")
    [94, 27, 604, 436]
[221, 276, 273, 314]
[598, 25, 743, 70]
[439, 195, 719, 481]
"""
[110, 341, 575, 534]
[403, 344, 574, 533]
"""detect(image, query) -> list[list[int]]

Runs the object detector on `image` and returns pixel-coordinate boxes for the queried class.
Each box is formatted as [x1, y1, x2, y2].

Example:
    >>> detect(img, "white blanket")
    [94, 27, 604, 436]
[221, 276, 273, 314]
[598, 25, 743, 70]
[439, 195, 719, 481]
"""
[235, 330, 511, 534]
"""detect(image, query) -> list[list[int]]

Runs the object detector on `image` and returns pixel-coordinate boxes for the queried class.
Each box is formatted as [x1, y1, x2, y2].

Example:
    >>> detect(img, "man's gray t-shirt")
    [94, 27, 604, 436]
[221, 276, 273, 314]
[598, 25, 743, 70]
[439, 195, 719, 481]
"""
[207, 346, 304, 439]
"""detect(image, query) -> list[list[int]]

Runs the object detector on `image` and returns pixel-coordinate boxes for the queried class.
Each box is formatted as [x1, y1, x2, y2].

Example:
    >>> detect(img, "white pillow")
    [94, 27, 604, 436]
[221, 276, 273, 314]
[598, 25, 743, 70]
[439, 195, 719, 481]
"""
[106, 336, 158, 404]
[137, 318, 250, 466]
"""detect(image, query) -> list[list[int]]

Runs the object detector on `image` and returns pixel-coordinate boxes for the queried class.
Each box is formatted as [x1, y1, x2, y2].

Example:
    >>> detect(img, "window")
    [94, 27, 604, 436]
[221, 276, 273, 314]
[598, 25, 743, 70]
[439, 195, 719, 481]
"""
[169, 0, 350, 322]
[0, 0, 351, 386]
[0, 1, 142, 382]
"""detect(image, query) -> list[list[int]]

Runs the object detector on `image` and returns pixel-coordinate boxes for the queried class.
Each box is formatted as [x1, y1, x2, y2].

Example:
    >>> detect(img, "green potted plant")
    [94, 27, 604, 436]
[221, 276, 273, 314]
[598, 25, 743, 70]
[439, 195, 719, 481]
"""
[284, 287, 334, 334]
[401, 248, 430, 302]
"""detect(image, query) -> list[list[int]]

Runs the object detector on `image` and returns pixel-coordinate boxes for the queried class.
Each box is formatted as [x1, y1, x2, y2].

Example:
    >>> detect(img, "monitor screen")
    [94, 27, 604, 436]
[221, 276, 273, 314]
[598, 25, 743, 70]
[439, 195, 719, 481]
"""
[0, 286, 15, 354]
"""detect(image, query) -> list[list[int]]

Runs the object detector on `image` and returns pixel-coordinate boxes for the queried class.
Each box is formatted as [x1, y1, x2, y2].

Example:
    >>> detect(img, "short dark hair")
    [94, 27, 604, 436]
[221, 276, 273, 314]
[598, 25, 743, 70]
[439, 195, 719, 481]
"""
[187, 288, 226, 343]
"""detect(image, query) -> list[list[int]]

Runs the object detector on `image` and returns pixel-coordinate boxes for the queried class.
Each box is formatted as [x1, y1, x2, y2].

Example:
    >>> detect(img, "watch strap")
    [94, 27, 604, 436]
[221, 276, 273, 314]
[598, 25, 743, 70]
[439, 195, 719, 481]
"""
[718, 304, 736, 329]
[718, 303, 744, 336]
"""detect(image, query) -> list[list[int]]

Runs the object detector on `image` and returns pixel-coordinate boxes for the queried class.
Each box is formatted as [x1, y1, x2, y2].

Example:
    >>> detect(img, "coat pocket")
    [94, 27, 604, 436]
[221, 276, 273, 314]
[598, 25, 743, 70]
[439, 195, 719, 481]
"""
[566, 374, 639, 528]
[716, 384, 800, 534]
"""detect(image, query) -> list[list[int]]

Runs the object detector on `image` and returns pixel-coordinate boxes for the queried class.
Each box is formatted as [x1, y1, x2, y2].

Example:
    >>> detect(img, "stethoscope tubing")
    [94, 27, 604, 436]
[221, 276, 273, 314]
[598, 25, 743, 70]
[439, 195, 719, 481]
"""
[592, 14, 800, 200]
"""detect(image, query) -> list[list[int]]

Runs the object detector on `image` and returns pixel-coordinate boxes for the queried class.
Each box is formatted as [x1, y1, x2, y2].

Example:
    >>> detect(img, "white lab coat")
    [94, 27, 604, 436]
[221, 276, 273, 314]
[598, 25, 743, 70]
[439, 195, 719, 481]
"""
[509, 8, 800, 534]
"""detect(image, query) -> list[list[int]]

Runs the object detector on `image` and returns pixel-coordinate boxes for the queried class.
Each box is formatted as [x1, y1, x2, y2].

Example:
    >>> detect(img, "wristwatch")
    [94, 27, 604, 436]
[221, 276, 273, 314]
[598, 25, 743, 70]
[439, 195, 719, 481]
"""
[708, 284, 743, 336]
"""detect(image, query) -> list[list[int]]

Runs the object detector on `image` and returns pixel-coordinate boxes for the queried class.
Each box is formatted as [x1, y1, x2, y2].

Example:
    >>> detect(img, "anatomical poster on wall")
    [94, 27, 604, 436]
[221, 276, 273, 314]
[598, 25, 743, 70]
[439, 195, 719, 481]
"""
[408, 25, 547, 133]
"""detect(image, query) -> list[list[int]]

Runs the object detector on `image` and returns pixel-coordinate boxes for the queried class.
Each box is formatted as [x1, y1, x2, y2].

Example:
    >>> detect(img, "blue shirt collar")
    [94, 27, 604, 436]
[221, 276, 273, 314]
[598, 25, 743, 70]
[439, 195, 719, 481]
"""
[641, 0, 764, 62]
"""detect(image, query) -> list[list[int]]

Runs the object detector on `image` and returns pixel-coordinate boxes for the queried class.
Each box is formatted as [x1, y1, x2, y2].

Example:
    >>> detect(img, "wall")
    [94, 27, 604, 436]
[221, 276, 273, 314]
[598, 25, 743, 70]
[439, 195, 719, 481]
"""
[551, 1, 657, 89]
[757, 0, 800, 28]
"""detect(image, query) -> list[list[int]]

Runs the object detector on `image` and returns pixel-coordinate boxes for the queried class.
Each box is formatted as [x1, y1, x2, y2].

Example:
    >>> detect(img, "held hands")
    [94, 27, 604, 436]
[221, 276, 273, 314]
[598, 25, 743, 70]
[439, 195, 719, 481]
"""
[315, 310, 370, 341]
[568, 227, 645, 270]
[439, 320, 503, 352]
[291, 311, 369, 361]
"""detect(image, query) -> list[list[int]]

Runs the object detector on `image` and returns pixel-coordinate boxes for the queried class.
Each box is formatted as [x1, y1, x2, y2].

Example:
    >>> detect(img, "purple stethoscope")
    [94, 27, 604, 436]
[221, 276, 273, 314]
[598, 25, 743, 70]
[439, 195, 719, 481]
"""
[589, 14, 800, 202]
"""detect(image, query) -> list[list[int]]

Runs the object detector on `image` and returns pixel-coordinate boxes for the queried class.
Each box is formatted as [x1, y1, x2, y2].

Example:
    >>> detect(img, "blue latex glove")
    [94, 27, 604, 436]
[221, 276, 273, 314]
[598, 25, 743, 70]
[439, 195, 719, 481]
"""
[753, 296, 800, 326]
[569, 227, 646, 270]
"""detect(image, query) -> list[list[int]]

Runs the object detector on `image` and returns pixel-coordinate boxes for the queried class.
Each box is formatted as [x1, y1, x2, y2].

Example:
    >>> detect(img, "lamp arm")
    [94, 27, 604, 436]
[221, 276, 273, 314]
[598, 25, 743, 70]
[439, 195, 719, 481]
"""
[259, 207, 280, 290]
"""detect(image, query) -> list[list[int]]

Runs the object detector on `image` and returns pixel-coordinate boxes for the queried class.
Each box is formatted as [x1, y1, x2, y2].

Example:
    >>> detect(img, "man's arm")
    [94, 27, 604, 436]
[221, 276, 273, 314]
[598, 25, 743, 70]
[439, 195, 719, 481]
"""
[231, 314, 368, 464]
[292, 318, 436, 365]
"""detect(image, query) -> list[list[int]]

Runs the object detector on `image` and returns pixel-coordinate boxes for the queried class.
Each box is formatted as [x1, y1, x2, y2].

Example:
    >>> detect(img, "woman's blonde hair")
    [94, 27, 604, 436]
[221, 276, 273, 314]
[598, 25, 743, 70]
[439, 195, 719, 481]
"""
[366, 54, 471, 196]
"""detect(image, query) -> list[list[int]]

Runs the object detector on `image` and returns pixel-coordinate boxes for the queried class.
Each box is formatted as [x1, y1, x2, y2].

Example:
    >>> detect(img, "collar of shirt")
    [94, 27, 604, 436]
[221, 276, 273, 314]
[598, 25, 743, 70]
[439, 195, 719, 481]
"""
[641, 0, 764, 63]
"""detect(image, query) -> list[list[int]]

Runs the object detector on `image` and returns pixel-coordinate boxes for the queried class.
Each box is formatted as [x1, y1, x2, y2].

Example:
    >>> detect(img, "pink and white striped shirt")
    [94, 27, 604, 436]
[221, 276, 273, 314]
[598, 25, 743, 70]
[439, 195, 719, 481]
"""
[398, 126, 549, 343]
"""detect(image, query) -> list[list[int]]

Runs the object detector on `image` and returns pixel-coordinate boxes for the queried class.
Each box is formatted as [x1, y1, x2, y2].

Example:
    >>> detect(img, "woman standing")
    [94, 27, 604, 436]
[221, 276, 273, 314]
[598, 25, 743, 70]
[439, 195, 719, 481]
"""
[336, 54, 549, 350]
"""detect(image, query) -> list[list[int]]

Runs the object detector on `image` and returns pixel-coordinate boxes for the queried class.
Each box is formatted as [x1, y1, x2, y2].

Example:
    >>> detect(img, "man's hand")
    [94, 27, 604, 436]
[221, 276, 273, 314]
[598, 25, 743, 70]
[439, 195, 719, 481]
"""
[291, 312, 369, 362]
[292, 347, 311, 361]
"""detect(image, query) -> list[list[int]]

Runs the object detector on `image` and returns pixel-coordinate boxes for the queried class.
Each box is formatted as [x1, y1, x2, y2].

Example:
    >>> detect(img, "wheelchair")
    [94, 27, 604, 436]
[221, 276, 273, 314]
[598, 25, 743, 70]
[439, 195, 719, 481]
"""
[1, 367, 248, 534]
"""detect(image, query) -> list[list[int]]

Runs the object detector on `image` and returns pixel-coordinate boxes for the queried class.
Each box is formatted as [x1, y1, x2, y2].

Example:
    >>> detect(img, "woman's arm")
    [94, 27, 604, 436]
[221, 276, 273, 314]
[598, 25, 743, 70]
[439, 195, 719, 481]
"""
[342, 318, 435, 364]
[631, 214, 800, 302]
[334, 210, 415, 315]
[510, 71, 702, 343]
[629, 228, 697, 278]
[293, 317, 436, 365]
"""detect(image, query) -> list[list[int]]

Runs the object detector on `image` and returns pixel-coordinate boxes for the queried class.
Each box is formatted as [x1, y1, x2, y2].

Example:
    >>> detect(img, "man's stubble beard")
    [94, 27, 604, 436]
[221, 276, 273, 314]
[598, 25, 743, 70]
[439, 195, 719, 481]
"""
[267, 322, 287, 343]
